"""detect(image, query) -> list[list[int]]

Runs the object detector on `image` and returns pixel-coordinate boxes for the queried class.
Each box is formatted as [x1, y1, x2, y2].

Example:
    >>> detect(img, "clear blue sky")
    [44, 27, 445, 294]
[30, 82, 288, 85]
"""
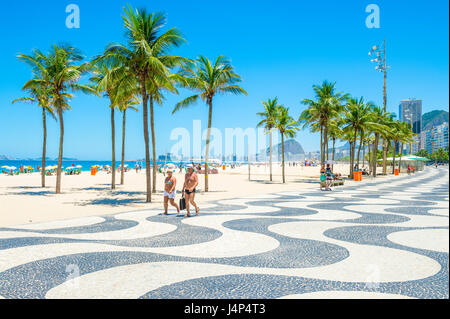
[0, 0, 448, 160]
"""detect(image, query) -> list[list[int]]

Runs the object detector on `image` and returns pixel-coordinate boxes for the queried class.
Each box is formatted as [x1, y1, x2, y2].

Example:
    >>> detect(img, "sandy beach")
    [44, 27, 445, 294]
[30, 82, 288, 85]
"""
[0, 163, 395, 227]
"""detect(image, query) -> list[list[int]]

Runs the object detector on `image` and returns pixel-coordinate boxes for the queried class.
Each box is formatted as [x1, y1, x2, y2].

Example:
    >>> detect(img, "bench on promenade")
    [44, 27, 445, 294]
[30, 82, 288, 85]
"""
[332, 179, 345, 187]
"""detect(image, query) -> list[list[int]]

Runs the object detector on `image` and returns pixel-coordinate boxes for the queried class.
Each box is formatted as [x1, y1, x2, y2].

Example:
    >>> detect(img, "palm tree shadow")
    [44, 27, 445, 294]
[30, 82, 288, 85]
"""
[7, 191, 55, 196]
[71, 197, 147, 206]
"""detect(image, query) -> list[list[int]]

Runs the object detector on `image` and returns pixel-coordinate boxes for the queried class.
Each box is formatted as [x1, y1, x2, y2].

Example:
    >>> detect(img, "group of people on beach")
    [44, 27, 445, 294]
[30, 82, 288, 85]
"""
[162, 164, 200, 218]
[319, 164, 342, 191]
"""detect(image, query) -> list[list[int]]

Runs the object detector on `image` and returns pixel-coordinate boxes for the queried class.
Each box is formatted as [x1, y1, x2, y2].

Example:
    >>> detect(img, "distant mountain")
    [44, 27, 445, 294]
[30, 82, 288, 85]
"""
[0, 155, 17, 160]
[268, 139, 305, 156]
[422, 110, 449, 131]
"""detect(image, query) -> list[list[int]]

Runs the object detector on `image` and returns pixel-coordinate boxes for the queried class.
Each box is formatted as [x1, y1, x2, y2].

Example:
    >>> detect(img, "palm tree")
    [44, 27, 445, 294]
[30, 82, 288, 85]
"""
[90, 63, 123, 190]
[21, 45, 95, 193]
[274, 106, 299, 183]
[379, 113, 396, 175]
[97, 6, 186, 202]
[342, 97, 377, 178]
[327, 118, 344, 169]
[173, 56, 247, 192]
[118, 96, 139, 185]
[300, 81, 347, 166]
[13, 52, 54, 187]
[397, 121, 414, 172]
[257, 97, 281, 182]
[148, 72, 187, 193]
[368, 105, 390, 177]
[390, 121, 402, 174]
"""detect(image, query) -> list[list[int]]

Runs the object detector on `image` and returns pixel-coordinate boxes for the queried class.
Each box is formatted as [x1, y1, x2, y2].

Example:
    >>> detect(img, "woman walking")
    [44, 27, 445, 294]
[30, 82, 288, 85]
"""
[163, 170, 180, 215]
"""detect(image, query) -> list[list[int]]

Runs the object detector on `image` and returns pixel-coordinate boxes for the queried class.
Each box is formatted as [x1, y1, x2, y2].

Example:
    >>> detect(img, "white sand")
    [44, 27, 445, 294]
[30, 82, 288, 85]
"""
[0, 163, 390, 227]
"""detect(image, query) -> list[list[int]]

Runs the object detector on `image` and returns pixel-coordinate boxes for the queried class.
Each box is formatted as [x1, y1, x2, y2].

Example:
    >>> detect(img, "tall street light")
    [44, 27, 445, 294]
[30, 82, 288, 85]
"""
[369, 39, 391, 174]
[369, 39, 390, 111]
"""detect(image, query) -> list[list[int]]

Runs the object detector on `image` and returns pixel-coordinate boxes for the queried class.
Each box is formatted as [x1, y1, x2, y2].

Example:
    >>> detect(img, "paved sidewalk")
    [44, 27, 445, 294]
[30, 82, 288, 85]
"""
[0, 168, 448, 299]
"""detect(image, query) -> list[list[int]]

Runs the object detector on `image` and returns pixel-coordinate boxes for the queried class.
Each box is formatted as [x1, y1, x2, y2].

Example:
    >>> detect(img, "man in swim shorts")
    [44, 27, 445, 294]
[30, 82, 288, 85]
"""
[182, 164, 199, 217]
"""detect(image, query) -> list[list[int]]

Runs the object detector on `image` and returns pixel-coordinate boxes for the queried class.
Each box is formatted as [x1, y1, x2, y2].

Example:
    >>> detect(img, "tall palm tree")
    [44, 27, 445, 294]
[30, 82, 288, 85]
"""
[300, 81, 347, 166]
[173, 55, 247, 192]
[90, 63, 123, 190]
[379, 114, 396, 175]
[97, 6, 186, 202]
[368, 105, 390, 177]
[397, 121, 414, 172]
[327, 118, 344, 169]
[13, 52, 54, 187]
[118, 96, 139, 185]
[22, 45, 95, 193]
[148, 72, 187, 193]
[390, 120, 402, 174]
[342, 97, 377, 178]
[257, 97, 281, 182]
[274, 106, 299, 183]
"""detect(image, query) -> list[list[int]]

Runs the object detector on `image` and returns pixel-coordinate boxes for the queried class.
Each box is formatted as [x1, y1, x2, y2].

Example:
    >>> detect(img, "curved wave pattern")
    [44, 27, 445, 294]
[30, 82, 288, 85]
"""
[0, 168, 448, 299]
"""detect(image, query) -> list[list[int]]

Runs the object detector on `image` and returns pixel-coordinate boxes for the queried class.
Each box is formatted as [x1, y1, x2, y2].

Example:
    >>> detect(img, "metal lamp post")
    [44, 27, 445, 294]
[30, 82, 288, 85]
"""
[369, 39, 390, 111]
[369, 39, 391, 175]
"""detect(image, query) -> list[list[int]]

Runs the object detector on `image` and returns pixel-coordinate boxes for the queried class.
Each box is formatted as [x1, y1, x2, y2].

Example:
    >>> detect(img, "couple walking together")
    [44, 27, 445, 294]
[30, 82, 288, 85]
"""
[164, 164, 199, 217]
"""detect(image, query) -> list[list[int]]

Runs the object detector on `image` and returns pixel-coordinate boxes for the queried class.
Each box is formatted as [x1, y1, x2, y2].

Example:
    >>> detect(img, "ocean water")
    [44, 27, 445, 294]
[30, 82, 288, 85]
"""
[0, 160, 186, 172]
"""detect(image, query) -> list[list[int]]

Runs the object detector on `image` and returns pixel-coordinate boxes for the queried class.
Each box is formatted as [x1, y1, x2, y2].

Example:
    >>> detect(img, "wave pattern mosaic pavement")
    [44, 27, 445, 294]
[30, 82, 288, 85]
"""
[0, 168, 448, 299]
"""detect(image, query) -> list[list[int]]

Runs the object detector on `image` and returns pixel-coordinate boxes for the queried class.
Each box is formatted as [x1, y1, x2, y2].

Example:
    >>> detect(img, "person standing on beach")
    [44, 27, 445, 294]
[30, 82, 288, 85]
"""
[183, 165, 199, 217]
[163, 170, 180, 215]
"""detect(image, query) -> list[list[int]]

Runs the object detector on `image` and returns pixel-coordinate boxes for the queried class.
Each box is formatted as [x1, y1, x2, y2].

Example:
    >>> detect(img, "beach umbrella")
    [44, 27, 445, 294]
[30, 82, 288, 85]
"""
[409, 156, 430, 161]
[9, 166, 16, 170]
[76, 165, 82, 168]
[1, 166, 10, 169]
[166, 163, 177, 172]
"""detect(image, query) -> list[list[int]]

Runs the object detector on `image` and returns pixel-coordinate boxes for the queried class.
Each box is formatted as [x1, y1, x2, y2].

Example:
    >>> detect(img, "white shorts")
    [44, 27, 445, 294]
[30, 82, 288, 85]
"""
[164, 191, 176, 199]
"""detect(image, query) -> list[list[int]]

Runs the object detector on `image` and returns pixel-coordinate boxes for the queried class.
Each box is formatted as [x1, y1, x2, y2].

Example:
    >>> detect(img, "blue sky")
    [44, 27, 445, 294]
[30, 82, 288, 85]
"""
[0, 0, 448, 160]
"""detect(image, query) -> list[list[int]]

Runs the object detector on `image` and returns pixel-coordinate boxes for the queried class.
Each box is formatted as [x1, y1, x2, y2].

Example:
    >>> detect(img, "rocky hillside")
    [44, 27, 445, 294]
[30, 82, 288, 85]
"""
[422, 110, 449, 130]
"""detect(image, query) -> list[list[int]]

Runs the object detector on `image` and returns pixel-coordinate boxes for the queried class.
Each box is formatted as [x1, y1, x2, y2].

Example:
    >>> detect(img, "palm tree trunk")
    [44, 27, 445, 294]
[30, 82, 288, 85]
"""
[150, 96, 157, 193]
[392, 141, 397, 174]
[368, 142, 371, 175]
[356, 134, 363, 168]
[56, 107, 64, 194]
[320, 126, 324, 166]
[349, 129, 357, 178]
[121, 109, 126, 185]
[41, 107, 46, 188]
[111, 107, 116, 190]
[399, 143, 403, 173]
[349, 140, 354, 178]
[281, 133, 285, 183]
[141, 82, 151, 202]
[323, 124, 328, 164]
[269, 131, 273, 182]
[332, 137, 336, 171]
[204, 99, 213, 192]
[382, 139, 388, 175]
[372, 133, 379, 177]
[362, 141, 366, 168]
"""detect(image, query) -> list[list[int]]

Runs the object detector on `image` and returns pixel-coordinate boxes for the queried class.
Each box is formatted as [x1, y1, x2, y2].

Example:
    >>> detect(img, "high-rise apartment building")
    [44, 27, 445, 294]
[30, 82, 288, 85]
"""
[398, 99, 423, 154]
[399, 99, 422, 134]
[420, 122, 449, 154]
